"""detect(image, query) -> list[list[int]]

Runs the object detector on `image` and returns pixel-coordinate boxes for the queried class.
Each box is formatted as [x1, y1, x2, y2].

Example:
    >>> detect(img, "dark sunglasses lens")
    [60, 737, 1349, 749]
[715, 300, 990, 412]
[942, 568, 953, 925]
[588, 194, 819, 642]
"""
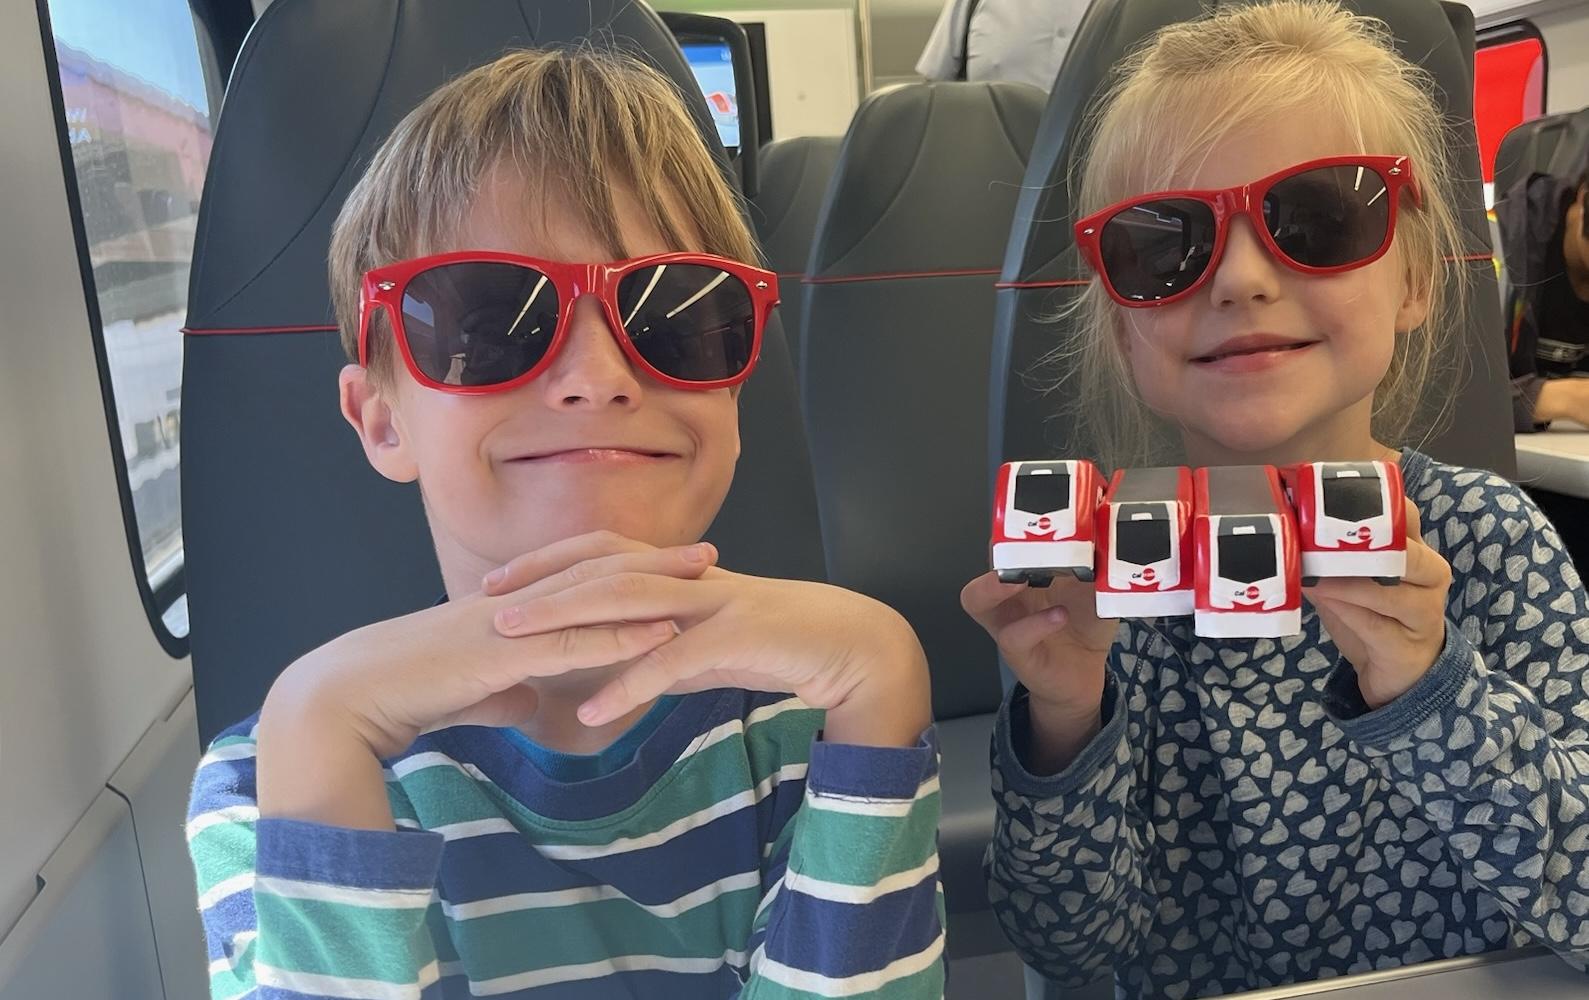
[616, 263, 757, 382]
[400, 262, 560, 386]
[1098, 199, 1218, 302]
[1264, 165, 1391, 269]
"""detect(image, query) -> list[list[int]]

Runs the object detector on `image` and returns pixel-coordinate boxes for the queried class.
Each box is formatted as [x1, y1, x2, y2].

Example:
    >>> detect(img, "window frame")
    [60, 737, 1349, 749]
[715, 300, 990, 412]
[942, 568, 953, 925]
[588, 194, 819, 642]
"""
[32, 0, 219, 659]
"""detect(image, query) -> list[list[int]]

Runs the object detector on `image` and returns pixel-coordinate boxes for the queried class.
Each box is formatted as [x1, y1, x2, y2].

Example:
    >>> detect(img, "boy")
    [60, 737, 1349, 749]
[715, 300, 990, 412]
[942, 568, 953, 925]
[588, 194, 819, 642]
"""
[188, 49, 944, 1000]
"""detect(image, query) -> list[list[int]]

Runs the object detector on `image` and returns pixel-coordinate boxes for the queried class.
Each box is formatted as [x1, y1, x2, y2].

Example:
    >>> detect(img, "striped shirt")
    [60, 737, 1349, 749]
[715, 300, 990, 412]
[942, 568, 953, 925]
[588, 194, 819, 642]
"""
[188, 689, 946, 999]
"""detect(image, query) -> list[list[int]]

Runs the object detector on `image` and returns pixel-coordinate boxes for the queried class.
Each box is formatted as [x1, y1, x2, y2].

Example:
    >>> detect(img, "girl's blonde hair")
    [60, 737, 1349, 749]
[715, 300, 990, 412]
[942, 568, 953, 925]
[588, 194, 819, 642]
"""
[328, 48, 759, 384]
[1062, 0, 1470, 469]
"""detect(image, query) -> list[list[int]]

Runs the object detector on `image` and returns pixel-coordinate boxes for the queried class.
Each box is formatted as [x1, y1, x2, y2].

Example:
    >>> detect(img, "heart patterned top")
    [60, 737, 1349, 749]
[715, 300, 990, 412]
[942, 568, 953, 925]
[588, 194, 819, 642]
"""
[987, 449, 1589, 998]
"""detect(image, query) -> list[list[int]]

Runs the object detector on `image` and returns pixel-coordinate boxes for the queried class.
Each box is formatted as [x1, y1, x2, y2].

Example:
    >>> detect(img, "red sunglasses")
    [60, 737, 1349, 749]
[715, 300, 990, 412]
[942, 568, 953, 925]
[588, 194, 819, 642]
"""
[358, 250, 779, 393]
[1074, 155, 1421, 308]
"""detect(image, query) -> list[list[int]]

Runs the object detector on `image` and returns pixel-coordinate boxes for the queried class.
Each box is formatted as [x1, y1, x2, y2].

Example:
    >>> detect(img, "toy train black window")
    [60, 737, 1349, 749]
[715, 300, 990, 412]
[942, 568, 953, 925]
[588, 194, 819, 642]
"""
[1114, 504, 1171, 565]
[1216, 517, 1276, 584]
[1321, 468, 1382, 522]
[1014, 469, 1070, 514]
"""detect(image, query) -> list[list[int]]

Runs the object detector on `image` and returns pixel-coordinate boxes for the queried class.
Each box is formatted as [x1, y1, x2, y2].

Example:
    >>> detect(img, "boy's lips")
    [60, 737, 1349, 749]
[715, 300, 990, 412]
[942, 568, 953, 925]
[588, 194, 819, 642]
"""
[507, 446, 681, 465]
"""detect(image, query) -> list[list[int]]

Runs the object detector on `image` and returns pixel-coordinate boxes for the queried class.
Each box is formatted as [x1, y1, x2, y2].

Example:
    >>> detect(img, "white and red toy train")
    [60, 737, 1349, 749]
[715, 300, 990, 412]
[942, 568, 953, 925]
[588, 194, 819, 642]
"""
[990, 460, 1407, 639]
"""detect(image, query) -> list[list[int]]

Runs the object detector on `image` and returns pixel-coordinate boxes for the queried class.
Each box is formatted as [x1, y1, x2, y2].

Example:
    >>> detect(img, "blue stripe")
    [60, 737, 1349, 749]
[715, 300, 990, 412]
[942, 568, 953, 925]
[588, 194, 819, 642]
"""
[806, 727, 939, 799]
[439, 809, 769, 907]
[436, 966, 744, 999]
[259, 982, 446, 1000]
[256, 818, 444, 891]
[763, 876, 943, 978]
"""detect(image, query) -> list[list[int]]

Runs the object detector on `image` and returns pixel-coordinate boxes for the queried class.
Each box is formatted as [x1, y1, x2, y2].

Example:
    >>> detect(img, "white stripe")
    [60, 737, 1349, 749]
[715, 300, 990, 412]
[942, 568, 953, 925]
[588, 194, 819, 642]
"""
[217, 989, 255, 1000]
[785, 854, 940, 905]
[388, 750, 482, 782]
[755, 934, 944, 997]
[468, 950, 747, 995]
[536, 789, 756, 860]
[430, 818, 519, 841]
[208, 931, 257, 977]
[622, 265, 667, 326]
[665, 269, 730, 319]
[198, 872, 256, 911]
[394, 818, 422, 830]
[198, 742, 258, 768]
[674, 697, 810, 767]
[255, 960, 440, 1000]
[187, 805, 260, 840]
[254, 875, 433, 910]
[808, 774, 941, 817]
[441, 870, 761, 921]
[753, 762, 809, 802]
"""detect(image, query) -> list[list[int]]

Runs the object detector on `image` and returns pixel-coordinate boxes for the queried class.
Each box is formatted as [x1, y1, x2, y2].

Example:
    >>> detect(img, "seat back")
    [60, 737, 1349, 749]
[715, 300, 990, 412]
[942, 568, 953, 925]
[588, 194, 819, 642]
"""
[1494, 106, 1589, 203]
[801, 82, 1046, 720]
[991, 0, 1515, 487]
[182, 0, 824, 744]
[748, 136, 843, 376]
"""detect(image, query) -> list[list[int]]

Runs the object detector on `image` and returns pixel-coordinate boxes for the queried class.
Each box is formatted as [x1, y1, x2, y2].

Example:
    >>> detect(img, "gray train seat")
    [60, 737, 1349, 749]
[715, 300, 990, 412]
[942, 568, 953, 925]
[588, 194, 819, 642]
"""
[799, 80, 1047, 951]
[748, 136, 843, 375]
[181, 0, 824, 745]
[992, 0, 1515, 486]
[1494, 107, 1589, 207]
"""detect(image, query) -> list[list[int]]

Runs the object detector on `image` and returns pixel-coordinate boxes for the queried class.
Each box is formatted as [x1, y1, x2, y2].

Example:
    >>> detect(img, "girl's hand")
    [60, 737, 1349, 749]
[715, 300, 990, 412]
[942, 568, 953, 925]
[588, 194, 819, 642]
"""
[1305, 499, 1453, 710]
[488, 556, 932, 748]
[960, 571, 1120, 773]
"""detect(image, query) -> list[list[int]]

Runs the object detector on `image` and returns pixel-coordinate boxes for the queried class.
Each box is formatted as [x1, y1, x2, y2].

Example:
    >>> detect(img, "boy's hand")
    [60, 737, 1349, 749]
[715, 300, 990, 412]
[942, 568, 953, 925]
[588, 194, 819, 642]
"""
[487, 558, 932, 748]
[961, 571, 1120, 774]
[257, 532, 717, 827]
[1305, 500, 1452, 710]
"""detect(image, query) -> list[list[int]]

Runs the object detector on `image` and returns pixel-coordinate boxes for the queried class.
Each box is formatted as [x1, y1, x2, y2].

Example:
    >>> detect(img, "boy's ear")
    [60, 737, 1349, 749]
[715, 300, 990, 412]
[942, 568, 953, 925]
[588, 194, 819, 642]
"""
[339, 364, 419, 483]
[1396, 261, 1433, 335]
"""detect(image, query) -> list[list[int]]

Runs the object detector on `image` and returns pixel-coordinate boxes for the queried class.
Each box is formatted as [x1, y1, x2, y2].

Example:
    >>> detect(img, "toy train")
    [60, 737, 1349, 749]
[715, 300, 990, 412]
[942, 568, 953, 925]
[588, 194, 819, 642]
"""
[991, 460, 1407, 639]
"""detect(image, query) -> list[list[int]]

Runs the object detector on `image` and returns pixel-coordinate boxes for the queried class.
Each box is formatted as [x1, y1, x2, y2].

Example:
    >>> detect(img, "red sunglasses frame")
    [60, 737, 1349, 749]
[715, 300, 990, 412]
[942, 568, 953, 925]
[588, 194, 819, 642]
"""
[1073, 155, 1421, 308]
[358, 250, 779, 394]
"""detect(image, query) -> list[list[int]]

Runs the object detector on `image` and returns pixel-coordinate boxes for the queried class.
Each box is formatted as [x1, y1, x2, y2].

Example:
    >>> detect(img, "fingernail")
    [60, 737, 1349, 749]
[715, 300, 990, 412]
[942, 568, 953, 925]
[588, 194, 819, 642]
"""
[498, 606, 523, 629]
[484, 566, 506, 588]
[578, 702, 603, 725]
[1049, 606, 1068, 623]
[684, 544, 710, 563]
[649, 621, 676, 638]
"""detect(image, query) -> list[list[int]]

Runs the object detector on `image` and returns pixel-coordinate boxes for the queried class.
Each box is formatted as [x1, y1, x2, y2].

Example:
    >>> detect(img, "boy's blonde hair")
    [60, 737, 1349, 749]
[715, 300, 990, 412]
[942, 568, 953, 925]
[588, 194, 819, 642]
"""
[1061, 0, 1470, 469]
[328, 48, 760, 384]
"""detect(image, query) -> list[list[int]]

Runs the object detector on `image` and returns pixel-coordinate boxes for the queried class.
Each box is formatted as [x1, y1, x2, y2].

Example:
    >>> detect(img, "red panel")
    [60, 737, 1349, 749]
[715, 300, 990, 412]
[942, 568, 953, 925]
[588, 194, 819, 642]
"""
[1475, 37, 1546, 185]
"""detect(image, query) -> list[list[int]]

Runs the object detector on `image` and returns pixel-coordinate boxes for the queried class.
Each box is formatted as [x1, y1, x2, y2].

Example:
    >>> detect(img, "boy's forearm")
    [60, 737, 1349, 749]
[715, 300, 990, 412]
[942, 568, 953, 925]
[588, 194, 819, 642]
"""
[257, 678, 396, 831]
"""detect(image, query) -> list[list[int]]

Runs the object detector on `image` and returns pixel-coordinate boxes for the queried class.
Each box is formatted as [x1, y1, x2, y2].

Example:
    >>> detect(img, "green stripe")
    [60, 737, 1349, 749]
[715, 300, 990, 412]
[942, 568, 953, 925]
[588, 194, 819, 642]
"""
[255, 894, 434, 981]
[742, 705, 823, 779]
[790, 794, 940, 886]
[190, 827, 256, 896]
[450, 887, 761, 979]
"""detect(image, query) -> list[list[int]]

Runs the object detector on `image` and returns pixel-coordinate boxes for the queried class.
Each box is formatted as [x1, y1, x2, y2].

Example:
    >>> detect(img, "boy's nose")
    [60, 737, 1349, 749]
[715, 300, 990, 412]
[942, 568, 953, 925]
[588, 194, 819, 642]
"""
[539, 296, 645, 409]
[1208, 216, 1282, 307]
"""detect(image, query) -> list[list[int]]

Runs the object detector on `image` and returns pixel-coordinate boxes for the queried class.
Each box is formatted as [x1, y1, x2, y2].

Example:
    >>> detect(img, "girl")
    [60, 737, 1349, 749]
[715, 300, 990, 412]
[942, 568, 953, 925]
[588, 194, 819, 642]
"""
[962, 2, 1589, 997]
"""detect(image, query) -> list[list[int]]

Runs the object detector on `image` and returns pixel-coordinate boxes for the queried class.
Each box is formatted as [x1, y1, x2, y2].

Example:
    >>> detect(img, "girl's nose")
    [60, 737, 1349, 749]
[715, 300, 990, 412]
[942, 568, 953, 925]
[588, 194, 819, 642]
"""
[1208, 216, 1284, 307]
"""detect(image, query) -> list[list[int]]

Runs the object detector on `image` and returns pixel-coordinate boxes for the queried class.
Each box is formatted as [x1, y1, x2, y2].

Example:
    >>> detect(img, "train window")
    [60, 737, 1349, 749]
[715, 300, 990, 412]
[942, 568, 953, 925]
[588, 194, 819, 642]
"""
[1475, 22, 1547, 206]
[37, 0, 217, 654]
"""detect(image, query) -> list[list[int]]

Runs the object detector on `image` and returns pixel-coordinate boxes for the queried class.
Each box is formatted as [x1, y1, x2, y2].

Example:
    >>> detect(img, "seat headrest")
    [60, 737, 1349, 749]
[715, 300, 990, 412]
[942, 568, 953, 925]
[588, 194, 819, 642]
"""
[181, 0, 831, 744]
[992, 0, 1514, 478]
[810, 82, 1043, 280]
[187, 0, 732, 332]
